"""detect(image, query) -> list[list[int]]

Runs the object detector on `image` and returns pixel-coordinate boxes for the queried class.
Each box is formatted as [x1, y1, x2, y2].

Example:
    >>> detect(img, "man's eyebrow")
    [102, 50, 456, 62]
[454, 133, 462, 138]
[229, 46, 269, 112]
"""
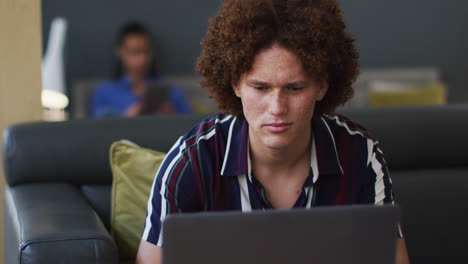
[246, 79, 308, 87]
[245, 79, 268, 86]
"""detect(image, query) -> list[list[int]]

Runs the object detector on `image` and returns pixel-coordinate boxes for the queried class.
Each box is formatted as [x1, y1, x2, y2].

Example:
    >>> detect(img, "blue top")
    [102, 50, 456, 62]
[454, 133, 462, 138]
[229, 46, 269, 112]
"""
[141, 113, 402, 247]
[91, 77, 191, 117]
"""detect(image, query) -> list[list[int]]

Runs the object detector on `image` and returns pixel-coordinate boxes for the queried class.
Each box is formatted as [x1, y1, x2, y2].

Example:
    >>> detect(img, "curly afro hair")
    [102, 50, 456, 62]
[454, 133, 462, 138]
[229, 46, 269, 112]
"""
[196, 0, 359, 116]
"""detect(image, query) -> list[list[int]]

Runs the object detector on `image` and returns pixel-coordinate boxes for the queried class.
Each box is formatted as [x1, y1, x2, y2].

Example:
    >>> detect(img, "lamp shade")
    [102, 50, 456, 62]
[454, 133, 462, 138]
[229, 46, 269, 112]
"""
[42, 17, 68, 109]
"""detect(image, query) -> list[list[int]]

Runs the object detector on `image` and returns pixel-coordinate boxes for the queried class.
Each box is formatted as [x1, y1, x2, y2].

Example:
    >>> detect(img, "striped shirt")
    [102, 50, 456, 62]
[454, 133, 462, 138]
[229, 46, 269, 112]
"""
[142, 113, 400, 246]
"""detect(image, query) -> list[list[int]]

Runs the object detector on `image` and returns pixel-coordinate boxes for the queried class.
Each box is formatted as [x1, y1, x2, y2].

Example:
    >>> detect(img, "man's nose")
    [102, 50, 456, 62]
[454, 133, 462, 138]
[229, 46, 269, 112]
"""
[268, 88, 288, 116]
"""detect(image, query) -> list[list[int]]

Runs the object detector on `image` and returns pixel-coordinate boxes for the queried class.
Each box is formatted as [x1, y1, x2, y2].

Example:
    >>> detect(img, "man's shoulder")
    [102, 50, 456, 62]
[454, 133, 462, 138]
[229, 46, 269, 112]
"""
[181, 113, 236, 147]
[317, 113, 381, 173]
[320, 113, 376, 142]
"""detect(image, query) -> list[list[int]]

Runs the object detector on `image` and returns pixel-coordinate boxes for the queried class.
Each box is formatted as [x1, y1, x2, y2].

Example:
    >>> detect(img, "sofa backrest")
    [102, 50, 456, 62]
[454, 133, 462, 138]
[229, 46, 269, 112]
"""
[343, 105, 468, 171]
[2, 115, 209, 187]
[5, 106, 468, 187]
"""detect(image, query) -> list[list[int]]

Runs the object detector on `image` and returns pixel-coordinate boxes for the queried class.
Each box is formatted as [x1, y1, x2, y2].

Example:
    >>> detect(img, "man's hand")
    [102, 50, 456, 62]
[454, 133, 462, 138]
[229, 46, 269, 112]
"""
[396, 238, 410, 264]
[136, 239, 162, 264]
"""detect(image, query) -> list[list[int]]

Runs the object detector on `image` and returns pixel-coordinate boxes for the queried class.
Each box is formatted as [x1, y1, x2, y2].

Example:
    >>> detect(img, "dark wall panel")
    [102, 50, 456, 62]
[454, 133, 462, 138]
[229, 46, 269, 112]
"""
[42, 0, 468, 103]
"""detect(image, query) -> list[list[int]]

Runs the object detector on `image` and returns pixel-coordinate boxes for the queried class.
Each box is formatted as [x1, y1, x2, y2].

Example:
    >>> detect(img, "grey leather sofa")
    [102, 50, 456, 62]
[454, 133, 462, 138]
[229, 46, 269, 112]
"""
[3, 105, 468, 264]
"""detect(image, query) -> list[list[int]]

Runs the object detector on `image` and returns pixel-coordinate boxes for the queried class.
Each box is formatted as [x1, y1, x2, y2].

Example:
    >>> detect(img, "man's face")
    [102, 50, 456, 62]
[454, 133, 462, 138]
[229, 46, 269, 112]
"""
[118, 34, 153, 79]
[233, 44, 328, 151]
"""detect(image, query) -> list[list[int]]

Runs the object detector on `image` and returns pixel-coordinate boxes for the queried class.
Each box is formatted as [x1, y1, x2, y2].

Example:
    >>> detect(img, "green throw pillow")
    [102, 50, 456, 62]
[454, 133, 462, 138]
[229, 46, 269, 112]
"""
[110, 140, 166, 263]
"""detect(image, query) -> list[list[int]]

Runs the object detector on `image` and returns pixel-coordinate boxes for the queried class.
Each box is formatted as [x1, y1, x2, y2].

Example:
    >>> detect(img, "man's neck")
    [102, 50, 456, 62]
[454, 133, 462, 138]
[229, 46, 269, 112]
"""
[248, 129, 311, 177]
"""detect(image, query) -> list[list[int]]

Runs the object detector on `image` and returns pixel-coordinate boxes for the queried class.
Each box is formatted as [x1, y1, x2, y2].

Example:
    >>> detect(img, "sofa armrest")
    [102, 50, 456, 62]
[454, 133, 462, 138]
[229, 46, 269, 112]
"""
[4, 183, 118, 264]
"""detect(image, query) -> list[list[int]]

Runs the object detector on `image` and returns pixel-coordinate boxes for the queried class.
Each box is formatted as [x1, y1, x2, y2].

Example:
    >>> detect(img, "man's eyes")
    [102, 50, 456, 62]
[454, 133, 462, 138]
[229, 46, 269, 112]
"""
[287, 86, 304, 91]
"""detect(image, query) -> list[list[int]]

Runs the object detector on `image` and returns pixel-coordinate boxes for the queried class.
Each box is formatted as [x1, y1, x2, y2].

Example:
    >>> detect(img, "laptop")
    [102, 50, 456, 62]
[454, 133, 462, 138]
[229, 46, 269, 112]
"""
[162, 205, 399, 264]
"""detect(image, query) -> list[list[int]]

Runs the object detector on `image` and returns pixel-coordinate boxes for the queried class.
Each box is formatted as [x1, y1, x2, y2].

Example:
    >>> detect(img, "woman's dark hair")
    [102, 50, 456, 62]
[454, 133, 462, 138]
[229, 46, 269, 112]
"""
[196, 0, 359, 116]
[112, 21, 158, 79]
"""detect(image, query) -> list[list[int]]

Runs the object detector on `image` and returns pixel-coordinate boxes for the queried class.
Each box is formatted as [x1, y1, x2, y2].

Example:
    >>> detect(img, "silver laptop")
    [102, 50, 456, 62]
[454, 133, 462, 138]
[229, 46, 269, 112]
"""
[162, 205, 399, 264]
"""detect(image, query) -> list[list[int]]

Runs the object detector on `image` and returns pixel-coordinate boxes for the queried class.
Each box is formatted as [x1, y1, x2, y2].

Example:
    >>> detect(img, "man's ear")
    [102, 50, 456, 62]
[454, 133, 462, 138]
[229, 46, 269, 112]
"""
[232, 78, 241, 98]
[318, 81, 329, 101]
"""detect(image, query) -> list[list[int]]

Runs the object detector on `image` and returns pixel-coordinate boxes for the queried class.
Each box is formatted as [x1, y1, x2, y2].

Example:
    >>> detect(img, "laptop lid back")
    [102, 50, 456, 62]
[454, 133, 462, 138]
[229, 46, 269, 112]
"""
[163, 205, 399, 264]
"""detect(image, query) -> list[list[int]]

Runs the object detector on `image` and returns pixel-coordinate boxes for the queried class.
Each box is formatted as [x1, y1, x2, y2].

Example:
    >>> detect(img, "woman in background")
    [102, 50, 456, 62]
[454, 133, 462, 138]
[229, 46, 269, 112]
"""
[91, 22, 191, 117]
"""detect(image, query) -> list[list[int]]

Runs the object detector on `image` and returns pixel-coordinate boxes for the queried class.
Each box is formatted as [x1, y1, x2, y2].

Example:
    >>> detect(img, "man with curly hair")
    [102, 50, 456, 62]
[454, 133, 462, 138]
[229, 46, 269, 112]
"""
[137, 0, 410, 263]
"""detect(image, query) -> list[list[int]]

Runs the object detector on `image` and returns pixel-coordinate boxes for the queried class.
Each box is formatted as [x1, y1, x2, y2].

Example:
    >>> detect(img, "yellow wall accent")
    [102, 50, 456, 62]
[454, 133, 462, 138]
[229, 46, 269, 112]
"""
[0, 0, 43, 262]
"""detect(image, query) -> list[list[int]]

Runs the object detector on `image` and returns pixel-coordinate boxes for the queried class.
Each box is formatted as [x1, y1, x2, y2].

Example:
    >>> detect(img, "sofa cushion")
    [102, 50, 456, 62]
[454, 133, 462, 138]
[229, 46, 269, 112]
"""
[81, 184, 112, 230]
[110, 140, 166, 262]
